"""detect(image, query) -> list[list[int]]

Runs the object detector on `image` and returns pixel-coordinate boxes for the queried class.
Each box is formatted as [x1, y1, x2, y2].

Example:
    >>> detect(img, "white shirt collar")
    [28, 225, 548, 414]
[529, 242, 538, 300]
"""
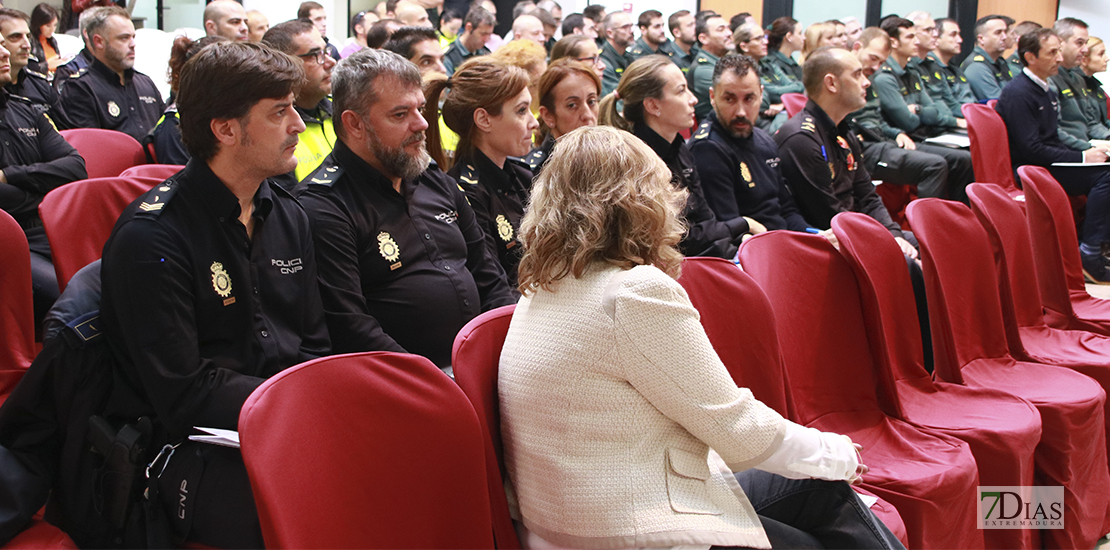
[1024, 67, 1051, 91]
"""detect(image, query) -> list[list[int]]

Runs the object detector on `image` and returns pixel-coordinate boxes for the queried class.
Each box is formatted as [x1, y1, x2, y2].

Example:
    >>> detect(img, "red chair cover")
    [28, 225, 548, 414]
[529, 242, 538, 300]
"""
[38, 177, 155, 291]
[738, 232, 982, 550]
[1018, 165, 1110, 333]
[781, 93, 807, 117]
[239, 351, 495, 549]
[451, 305, 522, 550]
[832, 212, 1042, 550]
[119, 164, 185, 180]
[1, 520, 77, 549]
[0, 211, 35, 402]
[907, 198, 1110, 549]
[873, 182, 916, 230]
[59, 129, 146, 179]
[961, 103, 1023, 198]
[676, 257, 909, 546]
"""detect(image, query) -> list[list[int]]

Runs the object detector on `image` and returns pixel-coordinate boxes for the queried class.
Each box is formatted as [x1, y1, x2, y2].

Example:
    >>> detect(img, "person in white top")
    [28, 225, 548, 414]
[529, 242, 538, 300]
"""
[499, 125, 906, 550]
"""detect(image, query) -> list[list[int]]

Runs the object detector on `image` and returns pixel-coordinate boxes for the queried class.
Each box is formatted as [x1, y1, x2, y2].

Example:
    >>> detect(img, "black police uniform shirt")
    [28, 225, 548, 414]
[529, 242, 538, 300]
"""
[448, 150, 531, 292]
[774, 100, 904, 237]
[52, 48, 92, 94]
[688, 111, 811, 232]
[60, 57, 165, 141]
[631, 122, 749, 258]
[7, 67, 70, 129]
[100, 160, 331, 440]
[524, 133, 556, 178]
[0, 90, 86, 257]
[298, 140, 515, 368]
[151, 105, 189, 165]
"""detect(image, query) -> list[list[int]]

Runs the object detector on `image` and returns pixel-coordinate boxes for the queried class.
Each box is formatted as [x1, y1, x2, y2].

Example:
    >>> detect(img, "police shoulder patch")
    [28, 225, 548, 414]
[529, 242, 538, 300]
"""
[136, 179, 179, 217]
[70, 68, 87, 78]
[459, 163, 479, 185]
[692, 120, 711, 139]
[525, 149, 545, 170]
[973, 55, 985, 62]
[25, 69, 48, 81]
[307, 162, 343, 187]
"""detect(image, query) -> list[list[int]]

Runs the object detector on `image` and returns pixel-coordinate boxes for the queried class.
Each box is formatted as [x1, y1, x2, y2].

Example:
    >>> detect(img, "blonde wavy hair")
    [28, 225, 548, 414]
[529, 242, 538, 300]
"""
[517, 125, 688, 294]
[801, 21, 837, 61]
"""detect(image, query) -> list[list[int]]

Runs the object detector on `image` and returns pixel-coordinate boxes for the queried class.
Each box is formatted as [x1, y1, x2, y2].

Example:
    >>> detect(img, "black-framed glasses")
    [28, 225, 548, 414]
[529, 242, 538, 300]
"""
[297, 49, 329, 65]
[575, 55, 601, 66]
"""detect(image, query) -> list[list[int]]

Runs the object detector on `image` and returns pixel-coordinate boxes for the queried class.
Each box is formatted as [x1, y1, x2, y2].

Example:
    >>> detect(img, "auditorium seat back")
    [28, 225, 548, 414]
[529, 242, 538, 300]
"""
[0, 210, 36, 400]
[962, 103, 1022, 198]
[59, 129, 146, 179]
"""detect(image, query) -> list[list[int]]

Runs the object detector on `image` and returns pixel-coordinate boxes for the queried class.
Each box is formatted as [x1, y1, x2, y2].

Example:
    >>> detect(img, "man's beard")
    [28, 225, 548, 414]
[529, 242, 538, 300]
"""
[370, 129, 431, 181]
[722, 114, 754, 139]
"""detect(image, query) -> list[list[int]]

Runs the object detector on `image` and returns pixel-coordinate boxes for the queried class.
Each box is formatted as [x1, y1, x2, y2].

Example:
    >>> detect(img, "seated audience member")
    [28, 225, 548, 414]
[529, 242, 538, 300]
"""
[801, 20, 837, 62]
[245, 9, 269, 42]
[437, 8, 463, 47]
[1006, 20, 1041, 79]
[689, 13, 732, 121]
[1081, 36, 1109, 130]
[0, 9, 69, 128]
[929, 18, 977, 109]
[559, 12, 597, 41]
[501, 124, 904, 550]
[202, 0, 248, 41]
[149, 35, 227, 165]
[729, 11, 755, 32]
[426, 58, 536, 290]
[52, 7, 98, 92]
[533, 8, 557, 52]
[100, 41, 329, 547]
[550, 34, 605, 77]
[848, 27, 962, 201]
[667, 10, 697, 72]
[761, 17, 805, 116]
[28, 3, 60, 75]
[392, 0, 433, 28]
[910, 12, 967, 119]
[598, 11, 633, 96]
[59, 6, 164, 141]
[734, 22, 787, 132]
[843, 15, 863, 43]
[872, 17, 964, 133]
[490, 38, 547, 115]
[340, 10, 372, 57]
[690, 54, 810, 236]
[0, 41, 85, 327]
[365, 18, 402, 49]
[960, 15, 1013, 102]
[775, 47, 918, 258]
[1052, 18, 1109, 147]
[299, 1, 341, 60]
[444, 6, 494, 75]
[600, 56, 752, 258]
[997, 28, 1110, 282]
[384, 26, 446, 76]
[263, 20, 337, 189]
[526, 58, 600, 175]
[626, 10, 676, 63]
[299, 49, 513, 370]
[536, 0, 562, 30]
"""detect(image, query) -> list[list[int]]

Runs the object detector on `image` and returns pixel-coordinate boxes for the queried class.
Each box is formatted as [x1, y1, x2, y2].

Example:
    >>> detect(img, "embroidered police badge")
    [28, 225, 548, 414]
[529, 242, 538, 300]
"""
[211, 262, 232, 298]
[496, 215, 513, 241]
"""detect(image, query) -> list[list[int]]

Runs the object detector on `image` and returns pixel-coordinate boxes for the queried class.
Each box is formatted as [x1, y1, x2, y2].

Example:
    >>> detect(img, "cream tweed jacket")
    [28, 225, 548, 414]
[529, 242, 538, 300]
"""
[499, 264, 788, 549]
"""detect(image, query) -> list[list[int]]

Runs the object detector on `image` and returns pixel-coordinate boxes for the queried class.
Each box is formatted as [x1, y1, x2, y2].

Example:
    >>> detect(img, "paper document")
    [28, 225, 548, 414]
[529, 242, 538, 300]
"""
[189, 427, 240, 448]
[923, 133, 970, 148]
[1052, 162, 1110, 166]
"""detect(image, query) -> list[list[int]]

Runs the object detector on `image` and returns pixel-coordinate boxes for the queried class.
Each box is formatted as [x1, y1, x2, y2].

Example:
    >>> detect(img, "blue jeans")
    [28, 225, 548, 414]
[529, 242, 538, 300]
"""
[720, 470, 906, 550]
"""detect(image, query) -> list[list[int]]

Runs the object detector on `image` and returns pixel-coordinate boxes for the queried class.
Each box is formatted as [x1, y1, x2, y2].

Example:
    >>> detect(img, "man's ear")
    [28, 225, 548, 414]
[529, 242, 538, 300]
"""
[341, 110, 366, 140]
[204, 20, 216, 35]
[210, 117, 240, 147]
[824, 72, 839, 95]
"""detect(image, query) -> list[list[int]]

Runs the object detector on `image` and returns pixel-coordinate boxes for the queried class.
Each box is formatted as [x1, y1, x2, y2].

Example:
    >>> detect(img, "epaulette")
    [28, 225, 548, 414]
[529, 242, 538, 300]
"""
[973, 55, 985, 62]
[628, 46, 643, 55]
[696, 56, 709, 64]
[692, 120, 711, 140]
[66, 310, 102, 346]
[524, 148, 545, 170]
[135, 180, 179, 218]
[70, 67, 87, 79]
[306, 161, 343, 187]
[458, 163, 478, 185]
[8, 94, 33, 106]
[507, 156, 531, 172]
[799, 115, 816, 133]
[881, 65, 892, 72]
[25, 69, 49, 81]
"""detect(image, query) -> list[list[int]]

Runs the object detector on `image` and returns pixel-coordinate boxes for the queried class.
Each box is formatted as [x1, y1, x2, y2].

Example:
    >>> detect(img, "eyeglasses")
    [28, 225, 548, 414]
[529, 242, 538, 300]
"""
[575, 55, 602, 66]
[297, 49, 329, 65]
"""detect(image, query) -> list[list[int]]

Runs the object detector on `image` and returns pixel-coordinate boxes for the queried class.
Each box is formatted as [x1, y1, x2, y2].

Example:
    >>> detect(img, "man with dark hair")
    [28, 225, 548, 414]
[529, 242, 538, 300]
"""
[915, 16, 974, 116]
[1006, 20, 1042, 76]
[298, 1, 340, 60]
[263, 20, 337, 188]
[960, 14, 1013, 101]
[340, 10, 372, 57]
[202, 0, 248, 41]
[667, 10, 697, 71]
[689, 13, 732, 120]
[929, 18, 976, 108]
[444, 6, 493, 75]
[560, 13, 596, 39]
[1051, 17, 1110, 147]
[384, 26, 446, 76]
[59, 6, 164, 141]
[299, 48, 512, 370]
[366, 18, 403, 49]
[627, 10, 673, 62]
[690, 53, 810, 237]
[0, 9, 70, 128]
[869, 18, 973, 201]
[729, 12, 754, 33]
[100, 41, 328, 547]
[582, 4, 605, 25]
[776, 46, 918, 257]
[598, 11, 633, 96]
[997, 28, 1110, 282]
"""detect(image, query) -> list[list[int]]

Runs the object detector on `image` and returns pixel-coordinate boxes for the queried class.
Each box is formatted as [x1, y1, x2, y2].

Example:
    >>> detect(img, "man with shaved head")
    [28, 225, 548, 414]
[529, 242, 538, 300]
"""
[511, 13, 545, 45]
[246, 10, 269, 42]
[203, 0, 248, 41]
[393, 0, 433, 28]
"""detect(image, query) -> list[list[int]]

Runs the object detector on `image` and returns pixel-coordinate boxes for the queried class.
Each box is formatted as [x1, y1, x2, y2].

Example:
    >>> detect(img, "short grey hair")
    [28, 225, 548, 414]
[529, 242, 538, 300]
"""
[332, 48, 423, 139]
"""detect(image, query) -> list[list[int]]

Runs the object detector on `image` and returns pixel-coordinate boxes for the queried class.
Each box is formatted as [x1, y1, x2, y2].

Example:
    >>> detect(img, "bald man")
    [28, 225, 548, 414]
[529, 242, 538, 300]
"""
[394, 1, 432, 28]
[246, 10, 269, 42]
[203, 0, 248, 41]
[512, 14, 545, 45]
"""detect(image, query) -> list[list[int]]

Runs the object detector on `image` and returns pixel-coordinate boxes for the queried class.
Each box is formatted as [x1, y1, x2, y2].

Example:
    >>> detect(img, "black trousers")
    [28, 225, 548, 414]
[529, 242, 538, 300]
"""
[1045, 164, 1110, 248]
[157, 442, 263, 548]
[862, 141, 974, 201]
